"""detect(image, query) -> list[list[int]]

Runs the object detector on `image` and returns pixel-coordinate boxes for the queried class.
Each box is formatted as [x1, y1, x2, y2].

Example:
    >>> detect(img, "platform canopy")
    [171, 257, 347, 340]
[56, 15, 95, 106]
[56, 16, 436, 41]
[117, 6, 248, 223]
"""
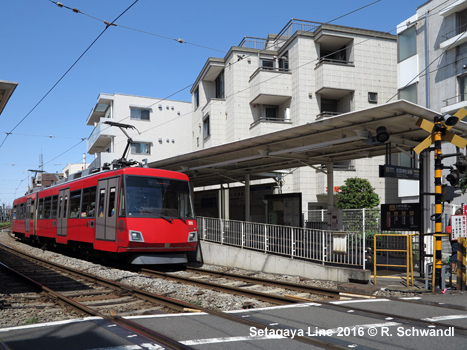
[148, 100, 467, 188]
[0, 80, 18, 115]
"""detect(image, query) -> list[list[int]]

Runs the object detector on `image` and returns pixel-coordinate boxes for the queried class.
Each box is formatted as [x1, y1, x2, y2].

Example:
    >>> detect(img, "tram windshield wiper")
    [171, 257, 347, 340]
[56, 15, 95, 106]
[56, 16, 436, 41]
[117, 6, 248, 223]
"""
[159, 215, 173, 223]
[164, 209, 187, 224]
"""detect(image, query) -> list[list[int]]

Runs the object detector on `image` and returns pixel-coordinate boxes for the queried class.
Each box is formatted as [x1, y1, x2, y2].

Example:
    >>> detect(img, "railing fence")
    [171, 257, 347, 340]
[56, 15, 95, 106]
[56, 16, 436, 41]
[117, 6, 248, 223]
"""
[198, 204, 462, 270]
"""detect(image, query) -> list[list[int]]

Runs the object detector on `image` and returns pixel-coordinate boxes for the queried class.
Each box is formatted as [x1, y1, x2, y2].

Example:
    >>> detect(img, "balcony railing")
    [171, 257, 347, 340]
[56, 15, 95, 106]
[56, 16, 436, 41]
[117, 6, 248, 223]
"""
[316, 58, 354, 67]
[238, 37, 267, 50]
[249, 66, 290, 81]
[316, 111, 342, 120]
[250, 116, 292, 128]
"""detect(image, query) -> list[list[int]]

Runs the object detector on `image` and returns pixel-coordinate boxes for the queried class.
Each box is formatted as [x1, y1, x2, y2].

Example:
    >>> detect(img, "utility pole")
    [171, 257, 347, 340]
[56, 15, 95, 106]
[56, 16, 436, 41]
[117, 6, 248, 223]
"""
[414, 110, 467, 290]
[433, 116, 444, 289]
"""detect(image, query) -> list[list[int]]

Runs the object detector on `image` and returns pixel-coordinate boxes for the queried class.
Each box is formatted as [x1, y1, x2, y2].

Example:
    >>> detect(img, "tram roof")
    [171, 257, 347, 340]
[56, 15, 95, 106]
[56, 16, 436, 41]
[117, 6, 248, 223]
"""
[148, 100, 467, 188]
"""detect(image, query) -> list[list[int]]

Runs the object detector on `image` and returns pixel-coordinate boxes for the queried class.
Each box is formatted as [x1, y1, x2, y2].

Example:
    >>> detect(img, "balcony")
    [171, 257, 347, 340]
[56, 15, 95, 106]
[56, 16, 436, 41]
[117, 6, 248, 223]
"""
[440, 31, 467, 50]
[440, 95, 467, 114]
[316, 89, 353, 120]
[315, 59, 355, 93]
[249, 67, 292, 105]
[86, 94, 113, 126]
[87, 118, 116, 154]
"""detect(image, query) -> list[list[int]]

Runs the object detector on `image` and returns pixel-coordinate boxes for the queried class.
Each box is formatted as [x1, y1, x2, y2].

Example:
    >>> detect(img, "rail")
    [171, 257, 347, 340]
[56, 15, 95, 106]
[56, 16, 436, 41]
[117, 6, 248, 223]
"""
[196, 216, 366, 268]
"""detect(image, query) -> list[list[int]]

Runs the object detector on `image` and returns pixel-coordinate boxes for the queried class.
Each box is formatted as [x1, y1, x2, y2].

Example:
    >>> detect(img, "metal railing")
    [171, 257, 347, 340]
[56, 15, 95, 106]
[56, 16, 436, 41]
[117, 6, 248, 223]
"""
[197, 216, 366, 268]
[238, 36, 267, 50]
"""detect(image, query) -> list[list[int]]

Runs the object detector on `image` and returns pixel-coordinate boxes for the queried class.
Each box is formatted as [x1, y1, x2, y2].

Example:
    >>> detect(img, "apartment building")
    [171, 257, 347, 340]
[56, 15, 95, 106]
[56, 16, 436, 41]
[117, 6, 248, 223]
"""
[86, 93, 192, 169]
[190, 20, 400, 216]
[397, 0, 467, 205]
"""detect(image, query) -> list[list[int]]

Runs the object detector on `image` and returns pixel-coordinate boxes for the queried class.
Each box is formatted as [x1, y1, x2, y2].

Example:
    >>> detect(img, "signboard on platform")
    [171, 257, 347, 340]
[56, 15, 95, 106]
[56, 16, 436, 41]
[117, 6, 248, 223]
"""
[381, 203, 420, 231]
[379, 164, 420, 180]
[451, 215, 467, 240]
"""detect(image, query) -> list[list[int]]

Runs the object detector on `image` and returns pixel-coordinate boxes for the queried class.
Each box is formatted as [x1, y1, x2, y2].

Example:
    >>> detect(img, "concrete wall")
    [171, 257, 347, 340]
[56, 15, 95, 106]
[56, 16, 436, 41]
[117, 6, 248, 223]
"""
[200, 241, 370, 283]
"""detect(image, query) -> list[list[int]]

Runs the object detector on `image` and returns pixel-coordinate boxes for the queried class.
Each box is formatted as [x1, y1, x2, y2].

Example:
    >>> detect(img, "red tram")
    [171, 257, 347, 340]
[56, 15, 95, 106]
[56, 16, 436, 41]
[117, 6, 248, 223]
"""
[12, 166, 199, 265]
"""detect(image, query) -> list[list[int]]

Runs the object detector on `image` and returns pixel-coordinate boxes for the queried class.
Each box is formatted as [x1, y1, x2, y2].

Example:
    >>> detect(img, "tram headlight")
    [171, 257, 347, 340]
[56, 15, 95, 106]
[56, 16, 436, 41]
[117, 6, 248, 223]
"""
[188, 231, 197, 242]
[129, 230, 144, 242]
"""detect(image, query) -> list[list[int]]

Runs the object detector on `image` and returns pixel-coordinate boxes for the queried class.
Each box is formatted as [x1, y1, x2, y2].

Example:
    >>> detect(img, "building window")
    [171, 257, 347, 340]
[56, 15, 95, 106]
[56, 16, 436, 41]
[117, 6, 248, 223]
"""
[264, 105, 279, 120]
[215, 71, 225, 99]
[398, 25, 416, 62]
[458, 42, 467, 56]
[458, 8, 467, 34]
[279, 53, 289, 70]
[320, 46, 347, 63]
[398, 83, 417, 103]
[261, 59, 274, 70]
[203, 115, 210, 140]
[459, 74, 467, 102]
[131, 142, 151, 155]
[194, 86, 199, 110]
[130, 108, 150, 121]
[368, 92, 378, 104]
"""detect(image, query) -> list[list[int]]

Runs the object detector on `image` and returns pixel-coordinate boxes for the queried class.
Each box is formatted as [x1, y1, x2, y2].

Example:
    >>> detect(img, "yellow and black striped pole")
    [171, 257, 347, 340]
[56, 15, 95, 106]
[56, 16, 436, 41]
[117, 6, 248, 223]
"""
[432, 116, 443, 290]
[458, 238, 466, 291]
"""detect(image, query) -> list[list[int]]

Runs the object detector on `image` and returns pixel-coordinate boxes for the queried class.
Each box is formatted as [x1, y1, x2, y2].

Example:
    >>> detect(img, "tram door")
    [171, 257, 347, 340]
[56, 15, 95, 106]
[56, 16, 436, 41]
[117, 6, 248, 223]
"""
[57, 188, 69, 236]
[25, 198, 32, 233]
[96, 178, 119, 241]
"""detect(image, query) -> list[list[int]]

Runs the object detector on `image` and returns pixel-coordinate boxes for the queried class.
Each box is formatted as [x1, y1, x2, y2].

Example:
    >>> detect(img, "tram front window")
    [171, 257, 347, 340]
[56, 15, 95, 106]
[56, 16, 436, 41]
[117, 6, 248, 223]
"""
[124, 175, 194, 219]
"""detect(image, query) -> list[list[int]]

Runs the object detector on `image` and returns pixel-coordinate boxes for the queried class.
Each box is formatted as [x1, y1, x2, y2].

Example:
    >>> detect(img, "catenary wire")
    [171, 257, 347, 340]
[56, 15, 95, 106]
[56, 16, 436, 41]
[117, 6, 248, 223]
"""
[7, 0, 414, 198]
[0, 0, 141, 150]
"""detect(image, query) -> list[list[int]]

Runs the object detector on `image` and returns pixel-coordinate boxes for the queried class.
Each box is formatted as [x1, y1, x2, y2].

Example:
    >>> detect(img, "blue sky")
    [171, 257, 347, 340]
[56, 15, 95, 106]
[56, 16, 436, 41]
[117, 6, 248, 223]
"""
[0, 0, 423, 206]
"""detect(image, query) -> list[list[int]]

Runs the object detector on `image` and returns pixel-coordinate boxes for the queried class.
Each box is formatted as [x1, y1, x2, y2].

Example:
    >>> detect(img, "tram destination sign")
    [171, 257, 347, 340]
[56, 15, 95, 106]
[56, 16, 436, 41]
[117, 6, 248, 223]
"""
[381, 203, 420, 231]
[379, 164, 419, 180]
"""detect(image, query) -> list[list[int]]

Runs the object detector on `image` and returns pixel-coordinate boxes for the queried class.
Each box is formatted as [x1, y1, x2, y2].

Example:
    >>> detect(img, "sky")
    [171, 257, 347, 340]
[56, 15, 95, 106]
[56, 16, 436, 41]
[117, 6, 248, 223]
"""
[0, 0, 425, 206]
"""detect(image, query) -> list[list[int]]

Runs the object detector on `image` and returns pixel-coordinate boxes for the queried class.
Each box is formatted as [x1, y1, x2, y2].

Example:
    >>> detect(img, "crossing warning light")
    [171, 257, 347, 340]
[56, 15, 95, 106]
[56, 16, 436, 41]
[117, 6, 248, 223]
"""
[446, 155, 467, 187]
[413, 109, 467, 154]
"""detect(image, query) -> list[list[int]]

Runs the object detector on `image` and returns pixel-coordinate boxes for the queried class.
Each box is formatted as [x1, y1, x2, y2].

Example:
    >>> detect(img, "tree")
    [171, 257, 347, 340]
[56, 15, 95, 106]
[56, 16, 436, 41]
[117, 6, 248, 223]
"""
[335, 177, 380, 209]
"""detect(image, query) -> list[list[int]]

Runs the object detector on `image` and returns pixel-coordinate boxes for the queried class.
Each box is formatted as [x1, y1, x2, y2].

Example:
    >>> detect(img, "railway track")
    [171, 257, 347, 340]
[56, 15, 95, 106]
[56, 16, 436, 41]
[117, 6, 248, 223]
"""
[2, 231, 467, 349]
[141, 266, 341, 304]
[0, 240, 359, 349]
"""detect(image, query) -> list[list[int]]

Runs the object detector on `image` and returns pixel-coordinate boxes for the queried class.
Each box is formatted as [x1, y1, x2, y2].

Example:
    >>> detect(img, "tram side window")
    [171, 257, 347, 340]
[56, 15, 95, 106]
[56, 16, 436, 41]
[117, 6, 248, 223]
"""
[38, 198, 44, 219]
[43, 197, 52, 219]
[119, 185, 126, 216]
[108, 187, 116, 217]
[30, 200, 35, 219]
[98, 189, 105, 217]
[69, 190, 82, 218]
[17, 203, 24, 220]
[63, 195, 68, 219]
[81, 186, 96, 218]
[51, 195, 58, 219]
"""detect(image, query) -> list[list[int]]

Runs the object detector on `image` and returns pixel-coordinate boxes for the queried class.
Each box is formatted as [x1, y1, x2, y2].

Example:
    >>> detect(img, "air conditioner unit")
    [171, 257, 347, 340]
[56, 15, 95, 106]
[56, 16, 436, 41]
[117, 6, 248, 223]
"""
[284, 108, 290, 121]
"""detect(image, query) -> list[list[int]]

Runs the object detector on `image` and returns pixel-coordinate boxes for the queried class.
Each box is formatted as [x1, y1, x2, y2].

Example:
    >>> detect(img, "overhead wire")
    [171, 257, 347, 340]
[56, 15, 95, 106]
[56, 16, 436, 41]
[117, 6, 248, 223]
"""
[93, 0, 387, 142]
[98, 0, 396, 152]
[0, 0, 140, 150]
[49, 0, 228, 54]
[4, 0, 141, 198]
[7, 0, 408, 198]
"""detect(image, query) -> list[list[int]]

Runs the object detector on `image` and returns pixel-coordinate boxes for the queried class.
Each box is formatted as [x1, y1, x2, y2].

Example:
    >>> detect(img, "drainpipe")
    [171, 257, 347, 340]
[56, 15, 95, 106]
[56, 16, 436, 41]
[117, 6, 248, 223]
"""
[425, 10, 430, 109]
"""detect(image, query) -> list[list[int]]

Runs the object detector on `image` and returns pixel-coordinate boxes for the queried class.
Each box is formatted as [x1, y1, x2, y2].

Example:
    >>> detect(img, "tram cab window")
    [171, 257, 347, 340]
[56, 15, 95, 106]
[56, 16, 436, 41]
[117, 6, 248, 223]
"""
[124, 175, 195, 218]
